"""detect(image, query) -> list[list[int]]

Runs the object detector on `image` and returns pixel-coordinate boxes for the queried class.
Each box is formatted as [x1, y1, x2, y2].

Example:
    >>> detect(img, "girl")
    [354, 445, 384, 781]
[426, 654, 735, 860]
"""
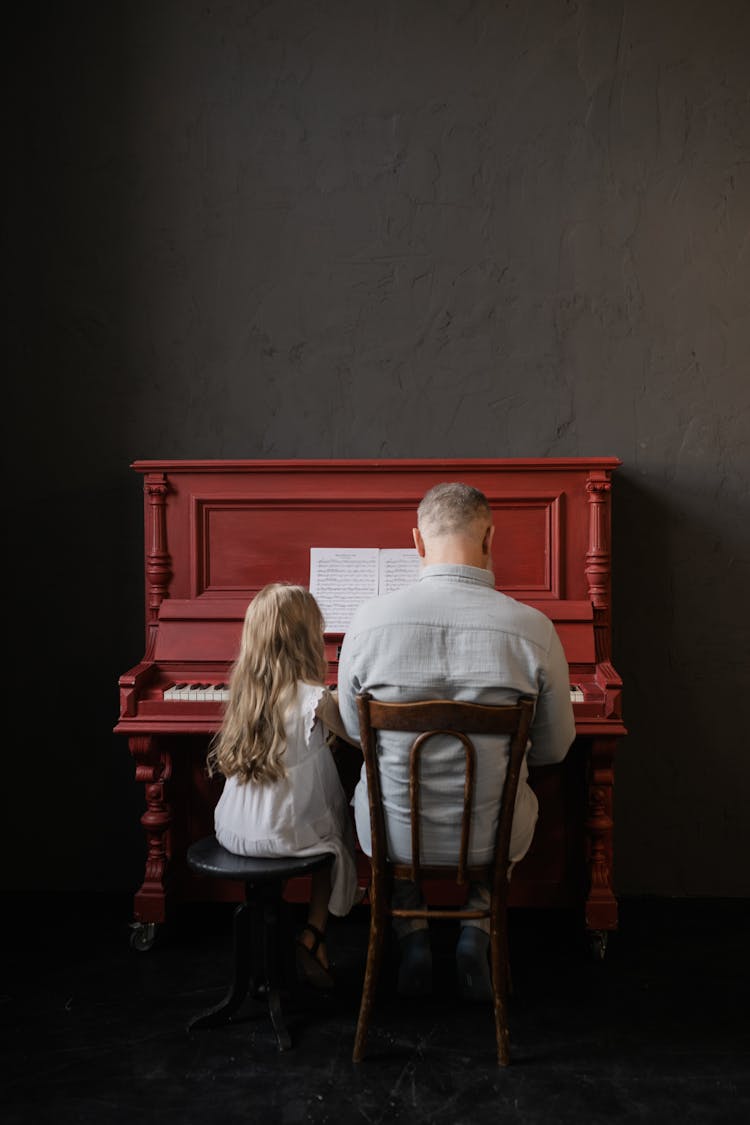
[208, 583, 360, 989]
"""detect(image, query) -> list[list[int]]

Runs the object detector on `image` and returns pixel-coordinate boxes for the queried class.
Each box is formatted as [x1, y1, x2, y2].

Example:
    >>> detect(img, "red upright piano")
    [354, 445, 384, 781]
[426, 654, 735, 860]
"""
[115, 458, 626, 956]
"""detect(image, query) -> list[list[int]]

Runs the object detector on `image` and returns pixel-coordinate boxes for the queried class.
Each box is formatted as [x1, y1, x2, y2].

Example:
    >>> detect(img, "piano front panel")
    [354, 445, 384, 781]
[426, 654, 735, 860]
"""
[195, 492, 566, 598]
[136, 459, 614, 608]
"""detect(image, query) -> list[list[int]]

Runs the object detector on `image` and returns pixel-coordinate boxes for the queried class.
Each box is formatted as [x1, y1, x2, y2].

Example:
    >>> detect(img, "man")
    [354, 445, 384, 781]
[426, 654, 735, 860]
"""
[336, 482, 576, 1001]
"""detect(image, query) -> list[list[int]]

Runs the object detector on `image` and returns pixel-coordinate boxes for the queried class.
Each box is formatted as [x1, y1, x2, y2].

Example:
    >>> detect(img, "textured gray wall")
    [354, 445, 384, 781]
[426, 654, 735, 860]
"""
[6, 0, 749, 895]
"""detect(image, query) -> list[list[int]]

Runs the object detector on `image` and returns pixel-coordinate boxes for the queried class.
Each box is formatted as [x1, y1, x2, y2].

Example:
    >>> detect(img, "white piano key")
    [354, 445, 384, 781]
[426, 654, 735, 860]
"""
[569, 685, 584, 702]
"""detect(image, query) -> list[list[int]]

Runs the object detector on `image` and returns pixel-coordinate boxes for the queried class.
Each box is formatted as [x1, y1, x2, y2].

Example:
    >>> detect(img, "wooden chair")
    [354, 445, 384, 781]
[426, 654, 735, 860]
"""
[352, 693, 535, 1065]
[186, 835, 333, 1051]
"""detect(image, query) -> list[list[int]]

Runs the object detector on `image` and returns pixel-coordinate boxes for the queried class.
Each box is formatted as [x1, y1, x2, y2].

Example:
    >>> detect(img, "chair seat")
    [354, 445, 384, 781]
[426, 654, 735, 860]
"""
[187, 836, 334, 882]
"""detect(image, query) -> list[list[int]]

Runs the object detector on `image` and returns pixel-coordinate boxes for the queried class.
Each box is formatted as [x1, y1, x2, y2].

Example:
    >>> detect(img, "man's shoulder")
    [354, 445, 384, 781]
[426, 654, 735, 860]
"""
[348, 583, 420, 632]
[490, 590, 556, 639]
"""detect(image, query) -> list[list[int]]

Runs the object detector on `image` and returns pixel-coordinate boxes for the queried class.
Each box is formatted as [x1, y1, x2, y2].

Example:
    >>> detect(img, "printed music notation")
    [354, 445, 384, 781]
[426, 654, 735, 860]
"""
[309, 547, 420, 633]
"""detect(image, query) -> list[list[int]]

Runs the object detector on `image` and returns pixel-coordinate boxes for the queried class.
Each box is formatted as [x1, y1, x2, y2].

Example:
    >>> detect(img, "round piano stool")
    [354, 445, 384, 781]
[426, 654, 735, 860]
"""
[186, 835, 334, 1052]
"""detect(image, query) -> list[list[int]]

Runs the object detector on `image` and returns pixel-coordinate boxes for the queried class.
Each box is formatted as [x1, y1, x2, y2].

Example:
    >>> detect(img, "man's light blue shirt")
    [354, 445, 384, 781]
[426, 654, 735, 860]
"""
[337, 563, 576, 865]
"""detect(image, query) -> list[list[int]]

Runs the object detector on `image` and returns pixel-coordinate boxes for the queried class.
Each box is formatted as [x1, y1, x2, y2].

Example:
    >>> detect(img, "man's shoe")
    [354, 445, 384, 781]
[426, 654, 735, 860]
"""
[456, 925, 492, 1002]
[397, 929, 432, 997]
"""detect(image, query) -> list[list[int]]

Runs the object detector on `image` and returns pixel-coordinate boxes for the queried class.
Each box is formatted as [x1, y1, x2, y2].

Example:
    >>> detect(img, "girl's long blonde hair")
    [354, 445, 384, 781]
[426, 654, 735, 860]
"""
[207, 584, 328, 784]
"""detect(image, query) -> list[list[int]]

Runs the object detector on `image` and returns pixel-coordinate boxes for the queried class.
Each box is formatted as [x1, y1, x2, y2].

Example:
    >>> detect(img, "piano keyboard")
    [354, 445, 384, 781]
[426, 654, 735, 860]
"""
[163, 683, 230, 702]
[163, 683, 586, 704]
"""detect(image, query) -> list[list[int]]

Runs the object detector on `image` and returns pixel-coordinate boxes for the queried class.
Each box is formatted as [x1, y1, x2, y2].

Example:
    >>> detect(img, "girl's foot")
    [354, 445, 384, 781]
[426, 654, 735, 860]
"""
[296, 923, 334, 989]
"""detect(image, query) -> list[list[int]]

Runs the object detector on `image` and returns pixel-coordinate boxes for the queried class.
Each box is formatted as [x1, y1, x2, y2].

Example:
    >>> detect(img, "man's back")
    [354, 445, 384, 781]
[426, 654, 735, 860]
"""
[337, 562, 575, 865]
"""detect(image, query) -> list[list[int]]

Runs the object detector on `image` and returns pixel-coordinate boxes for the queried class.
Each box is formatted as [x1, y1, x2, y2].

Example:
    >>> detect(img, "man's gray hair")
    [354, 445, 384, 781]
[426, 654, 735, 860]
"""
[417, 482, 492, 537]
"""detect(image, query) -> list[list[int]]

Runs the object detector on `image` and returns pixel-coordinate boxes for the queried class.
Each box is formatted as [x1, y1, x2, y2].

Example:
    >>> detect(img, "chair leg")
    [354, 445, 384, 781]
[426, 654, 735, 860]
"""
[490, 916, 511, 1067]
[493, 997, 511, 1066]
[188, 900, 253, 1031]
[352, 908, 387, 1063]
[502, 926, 513, 997]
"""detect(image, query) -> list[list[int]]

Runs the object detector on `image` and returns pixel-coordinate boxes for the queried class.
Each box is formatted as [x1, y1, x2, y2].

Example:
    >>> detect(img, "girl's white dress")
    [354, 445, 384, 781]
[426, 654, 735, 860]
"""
[213, 682, 359, 917]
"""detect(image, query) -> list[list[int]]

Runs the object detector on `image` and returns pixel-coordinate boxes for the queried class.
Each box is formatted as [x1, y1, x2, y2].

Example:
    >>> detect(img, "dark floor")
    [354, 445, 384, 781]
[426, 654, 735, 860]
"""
[2, 893, 749, 1125]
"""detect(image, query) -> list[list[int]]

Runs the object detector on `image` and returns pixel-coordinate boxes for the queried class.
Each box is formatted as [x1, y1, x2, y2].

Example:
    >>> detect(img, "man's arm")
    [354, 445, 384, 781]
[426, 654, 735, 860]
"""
[526, 625, 576, 767]
[335, 629, 364, 746]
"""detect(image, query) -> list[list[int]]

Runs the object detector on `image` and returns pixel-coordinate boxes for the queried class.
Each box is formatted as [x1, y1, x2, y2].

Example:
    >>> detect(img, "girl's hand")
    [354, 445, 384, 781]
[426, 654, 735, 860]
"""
[317, 688, 360, 747]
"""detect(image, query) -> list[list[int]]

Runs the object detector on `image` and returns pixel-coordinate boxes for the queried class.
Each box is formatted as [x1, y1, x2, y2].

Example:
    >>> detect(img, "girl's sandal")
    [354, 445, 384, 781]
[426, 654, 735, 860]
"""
[295, 923, 335, 990]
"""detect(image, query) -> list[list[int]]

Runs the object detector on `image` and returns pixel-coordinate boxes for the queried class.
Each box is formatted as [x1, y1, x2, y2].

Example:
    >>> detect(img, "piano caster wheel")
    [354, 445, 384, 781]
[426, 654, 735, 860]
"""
[129, 921, 158, 952]
[588, 930, 608, 961]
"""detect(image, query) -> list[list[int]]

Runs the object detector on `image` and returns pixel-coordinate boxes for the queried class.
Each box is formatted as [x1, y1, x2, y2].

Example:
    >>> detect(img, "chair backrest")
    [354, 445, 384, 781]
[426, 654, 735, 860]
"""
[355, 694, 535, 912]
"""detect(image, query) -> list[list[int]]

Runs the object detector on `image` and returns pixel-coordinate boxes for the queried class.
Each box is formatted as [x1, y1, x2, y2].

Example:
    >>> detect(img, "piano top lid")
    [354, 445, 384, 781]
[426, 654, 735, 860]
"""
[151, 597, 596, 667]
[156, 599, 250, 621]
[132, 457, 623, 473]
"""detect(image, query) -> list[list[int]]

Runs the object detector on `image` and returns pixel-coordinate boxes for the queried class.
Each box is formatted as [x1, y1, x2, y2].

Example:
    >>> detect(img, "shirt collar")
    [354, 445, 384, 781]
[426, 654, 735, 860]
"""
[418, 563, 495, 587]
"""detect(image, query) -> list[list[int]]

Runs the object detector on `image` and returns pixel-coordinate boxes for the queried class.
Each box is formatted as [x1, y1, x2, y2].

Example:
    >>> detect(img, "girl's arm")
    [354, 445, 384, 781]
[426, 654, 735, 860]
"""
[316, 688, 360, 747]
[317, 687, 362, 803]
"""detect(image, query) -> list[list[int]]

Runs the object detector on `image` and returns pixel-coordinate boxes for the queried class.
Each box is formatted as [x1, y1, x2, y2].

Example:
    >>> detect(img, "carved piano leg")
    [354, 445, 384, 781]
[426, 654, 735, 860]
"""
[129, 735, 173, 947]
[584, 737, 617, 958]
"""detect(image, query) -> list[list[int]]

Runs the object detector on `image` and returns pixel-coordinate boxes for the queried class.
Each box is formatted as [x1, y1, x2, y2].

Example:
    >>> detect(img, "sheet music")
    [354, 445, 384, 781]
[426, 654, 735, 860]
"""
[309, 546, 420, 632]
[378, 548, 421, 594]
[309, 548, 380, 632]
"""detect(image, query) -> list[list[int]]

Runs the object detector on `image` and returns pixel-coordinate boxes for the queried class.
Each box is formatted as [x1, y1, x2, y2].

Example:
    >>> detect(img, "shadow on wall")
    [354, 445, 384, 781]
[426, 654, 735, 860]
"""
[611, 469, 750, 896]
